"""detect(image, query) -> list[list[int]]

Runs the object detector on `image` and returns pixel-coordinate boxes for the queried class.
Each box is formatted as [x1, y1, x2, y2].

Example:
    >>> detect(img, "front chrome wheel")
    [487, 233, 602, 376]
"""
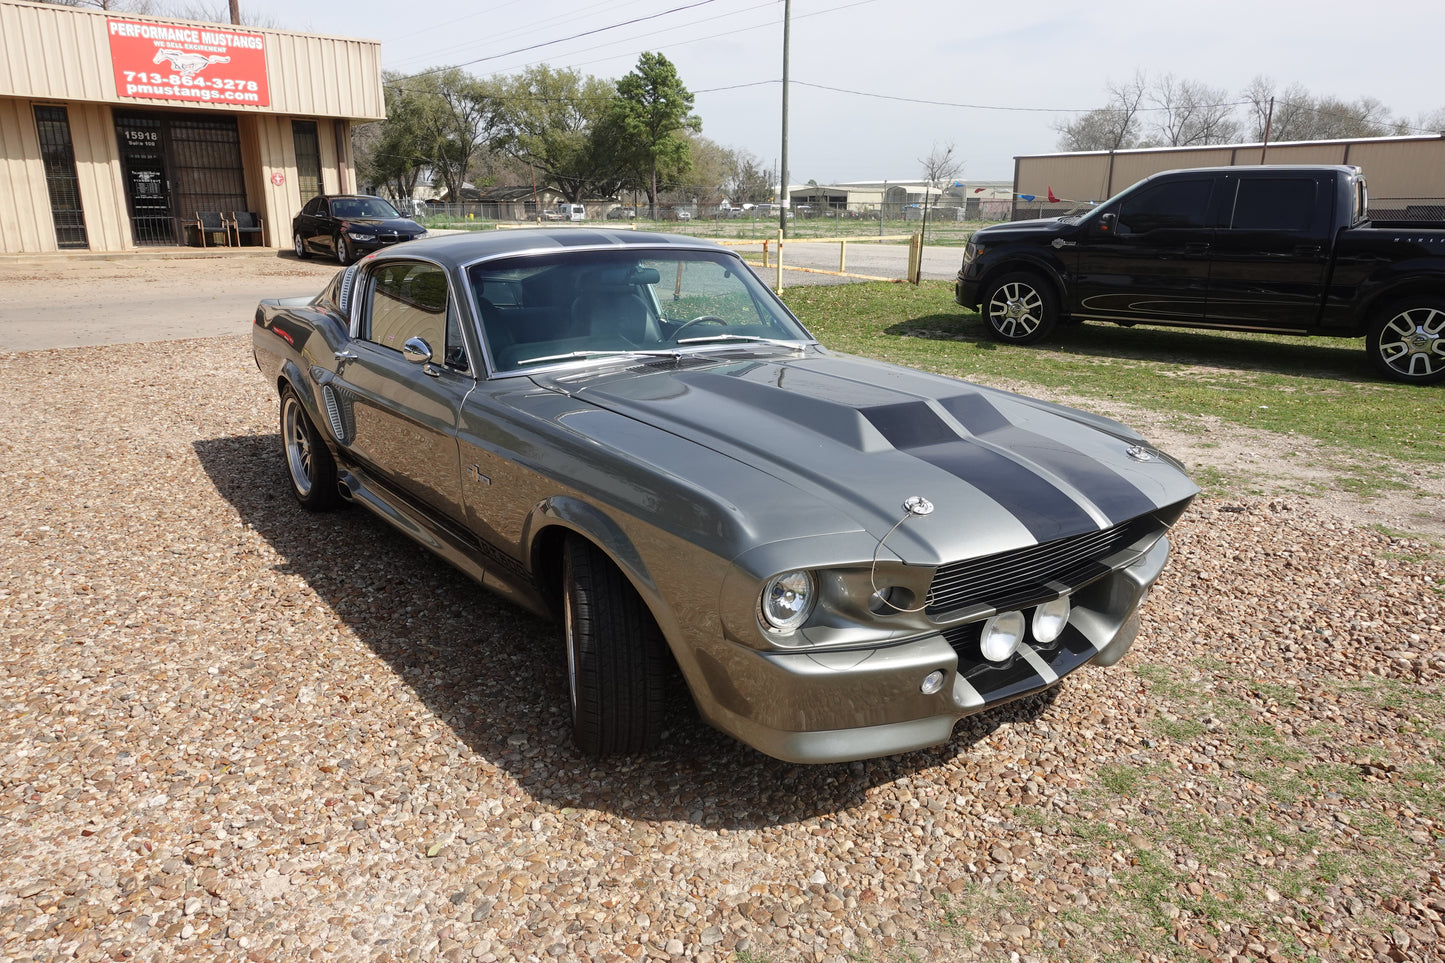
[981, 272, 1058, 345]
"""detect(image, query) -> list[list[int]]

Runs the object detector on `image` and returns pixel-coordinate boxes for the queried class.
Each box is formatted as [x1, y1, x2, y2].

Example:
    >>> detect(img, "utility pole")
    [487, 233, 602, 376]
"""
[230, 0, 241, 24]
[1260, 96, 1275, 164]
[779, 0, 790, 240]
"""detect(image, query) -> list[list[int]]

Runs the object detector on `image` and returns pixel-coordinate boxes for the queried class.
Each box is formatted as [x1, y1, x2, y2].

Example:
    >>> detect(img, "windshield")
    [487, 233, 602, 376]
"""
[332, 197, 402, 219]
[467, 249, 814, 373]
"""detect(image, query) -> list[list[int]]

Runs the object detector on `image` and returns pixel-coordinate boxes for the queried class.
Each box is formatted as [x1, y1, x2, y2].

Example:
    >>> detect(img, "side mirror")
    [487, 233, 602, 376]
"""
[1098, 212, 1117, 234]
[402, 337, 434, 364]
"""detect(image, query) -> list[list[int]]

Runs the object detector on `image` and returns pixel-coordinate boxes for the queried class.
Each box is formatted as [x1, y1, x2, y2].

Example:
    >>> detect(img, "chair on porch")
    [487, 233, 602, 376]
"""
[229, 211, 264, 247]
[192, 212, 231, 247]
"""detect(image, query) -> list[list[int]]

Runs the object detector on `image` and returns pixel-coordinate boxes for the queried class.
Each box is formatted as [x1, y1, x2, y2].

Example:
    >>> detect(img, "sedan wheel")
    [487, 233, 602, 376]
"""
[981, 272, 1059, 345]
[335, 236, 353, 265]
[280, 386, 338, 510]
[293, 231, 310, 259]
[562, 536, 668, 756]
[1368, 300, 1445, 384]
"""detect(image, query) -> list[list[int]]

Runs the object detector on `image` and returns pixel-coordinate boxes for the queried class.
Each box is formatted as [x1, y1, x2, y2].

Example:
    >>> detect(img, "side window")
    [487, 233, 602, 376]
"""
[1230, 178, 1318, 232]
[1115, 178, 1213, 234]
[362, 261, 465, 368]
[302, 196, 322, 216]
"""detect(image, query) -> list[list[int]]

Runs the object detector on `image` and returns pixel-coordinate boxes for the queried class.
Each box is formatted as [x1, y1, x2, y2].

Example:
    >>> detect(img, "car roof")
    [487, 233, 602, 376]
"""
[362, 229, 730, 272]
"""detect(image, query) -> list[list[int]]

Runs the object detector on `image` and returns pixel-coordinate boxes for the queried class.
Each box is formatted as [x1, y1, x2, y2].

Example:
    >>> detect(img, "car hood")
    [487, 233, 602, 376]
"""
[341, 216, 423, 234]
[974, 217, 1073, 240]
[534, 349, 1198, 564]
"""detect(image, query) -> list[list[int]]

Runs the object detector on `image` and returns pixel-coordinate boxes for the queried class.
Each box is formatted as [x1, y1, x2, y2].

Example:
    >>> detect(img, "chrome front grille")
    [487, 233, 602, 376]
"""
[926, 515, 1163, 617]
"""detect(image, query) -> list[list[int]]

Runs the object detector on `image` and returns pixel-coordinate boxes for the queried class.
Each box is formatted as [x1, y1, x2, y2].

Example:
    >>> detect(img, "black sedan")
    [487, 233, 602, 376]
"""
[292, 194, 427, 265]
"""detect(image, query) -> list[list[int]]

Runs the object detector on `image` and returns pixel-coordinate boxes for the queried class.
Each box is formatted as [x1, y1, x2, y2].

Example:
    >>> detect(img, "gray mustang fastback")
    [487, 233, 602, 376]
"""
[252, 229, 1198, 763]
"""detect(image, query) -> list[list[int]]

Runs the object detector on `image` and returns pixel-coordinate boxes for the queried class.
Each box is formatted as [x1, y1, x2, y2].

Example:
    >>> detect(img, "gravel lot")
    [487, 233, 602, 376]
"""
[1, 257, 1443, 963]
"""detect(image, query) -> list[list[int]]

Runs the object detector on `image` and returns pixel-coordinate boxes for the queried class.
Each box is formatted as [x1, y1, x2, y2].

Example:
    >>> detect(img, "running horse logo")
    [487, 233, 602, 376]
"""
[152, 49, 231, 78]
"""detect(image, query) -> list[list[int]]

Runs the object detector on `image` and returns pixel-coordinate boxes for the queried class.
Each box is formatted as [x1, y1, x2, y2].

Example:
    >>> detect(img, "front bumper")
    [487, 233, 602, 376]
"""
[955, 270, 981, 309]
[695, 536, 1172, 763]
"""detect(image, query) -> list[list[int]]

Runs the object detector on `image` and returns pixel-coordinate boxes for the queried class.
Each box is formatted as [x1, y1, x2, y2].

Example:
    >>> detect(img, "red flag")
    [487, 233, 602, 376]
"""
[1047, 186, 1060, 203]
[973, 187, 985, 193]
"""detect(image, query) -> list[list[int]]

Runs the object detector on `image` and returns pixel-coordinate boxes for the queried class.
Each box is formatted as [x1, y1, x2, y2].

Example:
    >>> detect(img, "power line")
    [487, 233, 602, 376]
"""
[400, 0, 727, 79]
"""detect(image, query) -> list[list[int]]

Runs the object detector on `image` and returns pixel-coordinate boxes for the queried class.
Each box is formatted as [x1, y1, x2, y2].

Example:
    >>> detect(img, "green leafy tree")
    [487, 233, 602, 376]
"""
[357, 72, 434, 203]
[490, 66, 623, 202]
[606, 52, 701, 213]
[724, 150, 772, 204]
[398, 68, 493, 204]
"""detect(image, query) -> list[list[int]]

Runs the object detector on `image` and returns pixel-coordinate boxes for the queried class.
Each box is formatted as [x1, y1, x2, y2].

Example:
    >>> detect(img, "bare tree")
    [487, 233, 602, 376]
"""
[918, 141, 964, 236]
[1054, 71, 1148, 151]
[1148, 75, 1239, 146]
[1244, 76, 1401, 142]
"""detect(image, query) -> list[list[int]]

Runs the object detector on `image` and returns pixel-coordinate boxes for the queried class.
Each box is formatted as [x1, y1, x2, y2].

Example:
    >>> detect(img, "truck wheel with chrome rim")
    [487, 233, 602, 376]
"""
[981, 271, 1059, 345]
[1367, 299, 1445, 384]
[280, 386, 338, 511]
[562, 536, 668, 756]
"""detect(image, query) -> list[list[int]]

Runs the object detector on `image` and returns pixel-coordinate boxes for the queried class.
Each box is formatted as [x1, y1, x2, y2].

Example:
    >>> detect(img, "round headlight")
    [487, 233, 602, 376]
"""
[979, 611, 1025, 663]
[760, 570, 815, 631]
[1032, 596, 1072, 644]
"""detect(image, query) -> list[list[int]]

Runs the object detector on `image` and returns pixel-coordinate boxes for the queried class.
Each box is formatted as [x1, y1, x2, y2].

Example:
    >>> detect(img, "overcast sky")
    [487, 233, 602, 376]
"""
[236, 0, 1445, 185]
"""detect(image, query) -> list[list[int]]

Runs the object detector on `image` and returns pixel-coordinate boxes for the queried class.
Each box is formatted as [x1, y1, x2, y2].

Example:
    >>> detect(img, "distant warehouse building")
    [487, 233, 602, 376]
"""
[1010, 134, 1445, 221]
[0, 0, 383, 254]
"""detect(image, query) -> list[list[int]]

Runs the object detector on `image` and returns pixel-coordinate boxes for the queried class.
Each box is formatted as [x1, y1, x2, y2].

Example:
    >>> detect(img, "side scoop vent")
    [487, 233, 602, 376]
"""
[322, 385, 349, 443]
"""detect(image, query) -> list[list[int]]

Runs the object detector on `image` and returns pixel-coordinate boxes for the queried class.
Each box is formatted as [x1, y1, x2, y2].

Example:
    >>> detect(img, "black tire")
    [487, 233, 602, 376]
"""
[279, 386, 339, 511]
[335, 236, 354, 265]
[1366, 298, 1445, 385]
[293, 231, 311, 259]
[980, 271, 1059, 345]
[562, 536, 669, 756]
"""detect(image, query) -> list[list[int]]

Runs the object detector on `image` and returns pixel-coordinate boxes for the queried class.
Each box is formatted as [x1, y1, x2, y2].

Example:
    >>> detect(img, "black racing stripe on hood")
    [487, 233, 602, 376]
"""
[864, 402, 1096, 542]
[940, 394, 1160, 526]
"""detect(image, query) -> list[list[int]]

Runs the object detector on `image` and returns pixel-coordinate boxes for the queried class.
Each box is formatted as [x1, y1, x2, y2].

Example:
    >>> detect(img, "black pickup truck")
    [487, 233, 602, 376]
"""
[955, 165, 1445, 384]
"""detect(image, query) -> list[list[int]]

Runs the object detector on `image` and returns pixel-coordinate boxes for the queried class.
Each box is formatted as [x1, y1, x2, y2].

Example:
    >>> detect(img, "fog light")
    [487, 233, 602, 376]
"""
[920, 670, 946, 695]
[980, 611, 1025, 662]
[1032, 596, 1071, 644]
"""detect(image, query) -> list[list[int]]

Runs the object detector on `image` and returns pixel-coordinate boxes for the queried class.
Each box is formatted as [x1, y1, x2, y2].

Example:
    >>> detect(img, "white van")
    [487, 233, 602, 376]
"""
[560, 203, 586, 221]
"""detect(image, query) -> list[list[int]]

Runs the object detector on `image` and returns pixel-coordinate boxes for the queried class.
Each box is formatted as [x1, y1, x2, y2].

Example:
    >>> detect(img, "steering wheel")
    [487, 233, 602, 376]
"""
[671, 315, 728, 340]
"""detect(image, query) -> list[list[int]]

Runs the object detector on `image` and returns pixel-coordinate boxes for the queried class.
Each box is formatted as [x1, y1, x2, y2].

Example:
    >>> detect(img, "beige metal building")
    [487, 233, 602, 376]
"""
[1012, 134, 1445, 220]
[0, 0, 383, 254]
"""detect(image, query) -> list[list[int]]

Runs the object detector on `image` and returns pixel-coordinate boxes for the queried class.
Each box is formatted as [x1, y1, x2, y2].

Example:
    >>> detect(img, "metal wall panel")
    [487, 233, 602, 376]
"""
[0, 0, 383, 120]
[1016, 136, 1445, 210]
[0, 97, 53, 251]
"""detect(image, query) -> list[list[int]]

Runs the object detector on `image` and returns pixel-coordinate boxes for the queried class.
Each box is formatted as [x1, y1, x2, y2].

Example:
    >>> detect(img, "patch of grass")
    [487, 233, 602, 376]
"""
[780, 281, 1445, 475]
[1154, 717, 1207, 741]
[1099, 764, 1141, 795]
[1132, 662, 1189, 700]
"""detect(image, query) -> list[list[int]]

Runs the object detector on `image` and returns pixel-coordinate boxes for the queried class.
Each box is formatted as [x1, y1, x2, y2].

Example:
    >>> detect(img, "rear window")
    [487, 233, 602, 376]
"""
[1229, 178, 1319, 232]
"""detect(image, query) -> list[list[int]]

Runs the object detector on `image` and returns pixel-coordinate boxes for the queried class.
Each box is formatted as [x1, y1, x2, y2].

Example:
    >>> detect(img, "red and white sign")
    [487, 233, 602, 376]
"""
[108, 18, 270, 108]
[270, 171, 285, 186]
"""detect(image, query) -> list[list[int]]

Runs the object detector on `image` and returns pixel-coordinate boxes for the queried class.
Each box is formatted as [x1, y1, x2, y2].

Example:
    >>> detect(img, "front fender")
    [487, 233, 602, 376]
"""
[973, 249, 1071, 308]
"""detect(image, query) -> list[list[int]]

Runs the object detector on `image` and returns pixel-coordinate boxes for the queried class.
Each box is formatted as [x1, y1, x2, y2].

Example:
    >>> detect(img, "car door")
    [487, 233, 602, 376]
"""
[296, 196, 330, 255]
[334, 258, 475, 524]
[1070, 174, 1218, 324]
[1204, 171, 1331, 331]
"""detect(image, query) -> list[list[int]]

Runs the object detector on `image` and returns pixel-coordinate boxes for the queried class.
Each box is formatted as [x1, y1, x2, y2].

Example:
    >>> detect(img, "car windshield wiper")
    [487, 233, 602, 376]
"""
[673, 334, 808, 351]
[513, 348, 682, 367]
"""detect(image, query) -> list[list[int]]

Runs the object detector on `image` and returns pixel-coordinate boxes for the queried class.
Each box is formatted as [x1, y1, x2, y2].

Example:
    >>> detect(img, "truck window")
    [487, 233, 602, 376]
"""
[1229, 178, 1318, 232]
[1114, 178, 1212, 234]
